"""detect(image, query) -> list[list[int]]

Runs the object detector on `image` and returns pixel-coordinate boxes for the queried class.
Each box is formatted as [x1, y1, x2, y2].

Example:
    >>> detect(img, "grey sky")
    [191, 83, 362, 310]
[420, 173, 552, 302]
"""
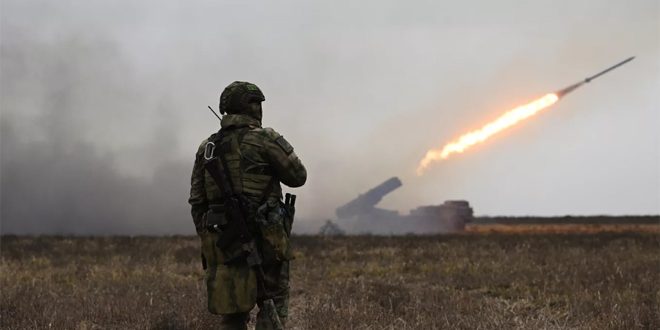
[1, 0, 658, 234]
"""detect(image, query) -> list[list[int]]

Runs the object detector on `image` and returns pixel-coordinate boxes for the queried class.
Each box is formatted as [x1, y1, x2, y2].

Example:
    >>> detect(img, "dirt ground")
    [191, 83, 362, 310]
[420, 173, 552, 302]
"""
[1, 230, 658, 329]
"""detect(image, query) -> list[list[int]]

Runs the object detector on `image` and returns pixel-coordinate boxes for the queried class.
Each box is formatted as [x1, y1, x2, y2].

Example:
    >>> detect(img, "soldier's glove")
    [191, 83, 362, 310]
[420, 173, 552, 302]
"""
[204, 205, 227, 233]
[195, 212, 209, 235]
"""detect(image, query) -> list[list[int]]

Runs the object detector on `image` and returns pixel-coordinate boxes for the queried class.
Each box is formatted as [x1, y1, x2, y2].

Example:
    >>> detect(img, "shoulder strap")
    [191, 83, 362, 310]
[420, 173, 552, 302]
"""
[206, 129, 277, 205]
[204, 131, 235, 199]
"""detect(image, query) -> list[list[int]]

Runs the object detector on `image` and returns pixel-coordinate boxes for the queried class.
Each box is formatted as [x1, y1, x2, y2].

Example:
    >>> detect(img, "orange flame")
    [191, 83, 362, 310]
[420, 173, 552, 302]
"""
[416, 93, 559, 175]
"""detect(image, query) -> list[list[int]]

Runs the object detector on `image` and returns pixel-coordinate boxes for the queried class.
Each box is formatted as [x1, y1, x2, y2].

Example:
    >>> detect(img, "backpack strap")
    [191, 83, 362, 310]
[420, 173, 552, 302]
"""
[209, 127, 270, 201]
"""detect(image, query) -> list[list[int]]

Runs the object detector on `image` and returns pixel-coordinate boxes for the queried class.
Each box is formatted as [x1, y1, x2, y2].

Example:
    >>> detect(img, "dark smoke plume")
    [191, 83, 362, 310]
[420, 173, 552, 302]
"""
[1, 33, 194, 235]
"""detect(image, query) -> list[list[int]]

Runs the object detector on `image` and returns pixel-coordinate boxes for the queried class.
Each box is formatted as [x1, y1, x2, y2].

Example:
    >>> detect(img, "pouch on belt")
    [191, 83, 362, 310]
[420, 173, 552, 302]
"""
[256, 200, 293, 264]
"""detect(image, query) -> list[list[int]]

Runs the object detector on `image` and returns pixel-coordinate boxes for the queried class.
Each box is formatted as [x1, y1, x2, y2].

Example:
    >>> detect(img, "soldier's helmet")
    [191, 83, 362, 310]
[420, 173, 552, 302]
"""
[219, 81, 265, 115]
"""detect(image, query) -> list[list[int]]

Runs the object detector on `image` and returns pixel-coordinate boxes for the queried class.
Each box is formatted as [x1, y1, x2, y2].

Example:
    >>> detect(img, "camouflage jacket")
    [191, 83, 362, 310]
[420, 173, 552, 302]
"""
[188, 114, 307, 230]
[189, 114, 306, 314]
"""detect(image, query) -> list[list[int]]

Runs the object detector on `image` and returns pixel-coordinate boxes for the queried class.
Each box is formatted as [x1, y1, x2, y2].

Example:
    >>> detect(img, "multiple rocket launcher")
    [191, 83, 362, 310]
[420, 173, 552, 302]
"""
[334, 57, 636, 233]
[335, 177, 474, 234]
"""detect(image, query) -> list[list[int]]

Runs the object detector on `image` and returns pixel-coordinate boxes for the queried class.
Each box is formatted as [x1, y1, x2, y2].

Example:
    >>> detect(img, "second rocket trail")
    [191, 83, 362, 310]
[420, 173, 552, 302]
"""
[555, 56, 635, 98]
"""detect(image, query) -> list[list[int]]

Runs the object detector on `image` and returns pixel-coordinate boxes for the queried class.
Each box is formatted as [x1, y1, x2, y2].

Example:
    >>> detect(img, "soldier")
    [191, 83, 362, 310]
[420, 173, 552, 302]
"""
[189, 81, 307, 329]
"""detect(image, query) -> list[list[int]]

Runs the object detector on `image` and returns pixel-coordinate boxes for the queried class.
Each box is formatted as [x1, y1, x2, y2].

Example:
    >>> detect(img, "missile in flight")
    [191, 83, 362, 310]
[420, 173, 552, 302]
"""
[555, 56, 635, 98]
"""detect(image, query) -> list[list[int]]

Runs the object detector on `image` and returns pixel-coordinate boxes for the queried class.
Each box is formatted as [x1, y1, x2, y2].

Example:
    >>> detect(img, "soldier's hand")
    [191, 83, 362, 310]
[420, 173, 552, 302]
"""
[195, 212, 209, 235]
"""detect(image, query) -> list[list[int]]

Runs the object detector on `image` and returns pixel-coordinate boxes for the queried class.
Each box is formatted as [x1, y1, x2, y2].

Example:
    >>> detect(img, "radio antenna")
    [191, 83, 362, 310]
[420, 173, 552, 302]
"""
[208, 106, 222, 121]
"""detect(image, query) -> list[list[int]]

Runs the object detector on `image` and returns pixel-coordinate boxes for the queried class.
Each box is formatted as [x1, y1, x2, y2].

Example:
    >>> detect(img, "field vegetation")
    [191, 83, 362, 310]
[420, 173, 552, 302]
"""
[1, 229, 658, 329]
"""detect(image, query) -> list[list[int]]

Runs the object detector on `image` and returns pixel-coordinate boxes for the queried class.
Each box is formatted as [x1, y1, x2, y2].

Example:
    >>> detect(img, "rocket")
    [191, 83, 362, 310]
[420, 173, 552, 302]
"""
[555, 56, 635, 98]
[416, 55, 637, 172]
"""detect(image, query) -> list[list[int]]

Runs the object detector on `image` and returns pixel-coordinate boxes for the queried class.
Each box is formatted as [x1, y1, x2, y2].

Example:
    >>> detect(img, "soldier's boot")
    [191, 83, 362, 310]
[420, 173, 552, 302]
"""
[255, 317, 286, 329]
[254, 311, 286, 330]
[255, 293, 288, 330]
[219, 312, 249, 330]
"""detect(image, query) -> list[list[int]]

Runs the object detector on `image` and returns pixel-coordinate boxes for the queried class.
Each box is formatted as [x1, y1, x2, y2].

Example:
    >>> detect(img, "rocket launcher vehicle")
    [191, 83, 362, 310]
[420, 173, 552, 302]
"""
[335, 177, 402, 219]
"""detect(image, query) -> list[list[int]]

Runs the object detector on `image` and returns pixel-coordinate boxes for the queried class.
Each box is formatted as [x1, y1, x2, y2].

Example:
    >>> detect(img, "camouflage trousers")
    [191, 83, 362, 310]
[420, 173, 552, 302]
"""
[216, 261, 290, 330]
[199, 229, 291, 329]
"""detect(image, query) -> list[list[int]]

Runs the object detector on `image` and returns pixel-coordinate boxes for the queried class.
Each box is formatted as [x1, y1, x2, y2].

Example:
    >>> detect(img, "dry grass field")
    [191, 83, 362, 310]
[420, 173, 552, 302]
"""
[1, 229, 659, 329]
[466, 223, 660, 234]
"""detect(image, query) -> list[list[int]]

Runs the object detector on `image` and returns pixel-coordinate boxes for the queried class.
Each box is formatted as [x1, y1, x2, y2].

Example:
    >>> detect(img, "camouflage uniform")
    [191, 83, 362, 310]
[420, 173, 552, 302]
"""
[189, 82, 307, 329]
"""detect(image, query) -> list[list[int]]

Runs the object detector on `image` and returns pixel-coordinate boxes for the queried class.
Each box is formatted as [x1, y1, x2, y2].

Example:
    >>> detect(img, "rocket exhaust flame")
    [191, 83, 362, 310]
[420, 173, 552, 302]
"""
[416, 57, 635, 175]
[416, 93, 559, 175]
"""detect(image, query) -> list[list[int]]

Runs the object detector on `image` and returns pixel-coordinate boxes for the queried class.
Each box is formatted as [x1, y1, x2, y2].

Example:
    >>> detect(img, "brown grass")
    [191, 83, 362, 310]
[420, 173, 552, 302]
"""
[1, 232, 658, 329]
[466, 223, 660, 234]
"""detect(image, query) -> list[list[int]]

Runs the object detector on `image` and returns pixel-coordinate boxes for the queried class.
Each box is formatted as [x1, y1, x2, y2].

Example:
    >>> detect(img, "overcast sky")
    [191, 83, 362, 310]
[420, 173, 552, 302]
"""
[1, 0, 658, 234]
